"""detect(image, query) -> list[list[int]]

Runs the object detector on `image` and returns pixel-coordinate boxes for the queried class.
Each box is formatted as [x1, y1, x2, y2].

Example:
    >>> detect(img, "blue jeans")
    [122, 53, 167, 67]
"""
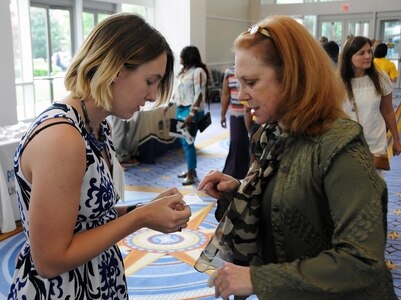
[176, 106, 204, 170]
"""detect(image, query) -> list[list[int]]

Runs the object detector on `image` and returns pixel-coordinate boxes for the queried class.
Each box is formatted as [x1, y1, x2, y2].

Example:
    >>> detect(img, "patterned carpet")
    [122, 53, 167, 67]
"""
[1, 96, 401, 299]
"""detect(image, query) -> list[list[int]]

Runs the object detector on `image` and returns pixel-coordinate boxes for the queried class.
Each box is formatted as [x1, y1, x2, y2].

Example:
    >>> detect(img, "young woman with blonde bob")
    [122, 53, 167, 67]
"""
[8, 13, 191, 299]
[195, 15, 396, 299]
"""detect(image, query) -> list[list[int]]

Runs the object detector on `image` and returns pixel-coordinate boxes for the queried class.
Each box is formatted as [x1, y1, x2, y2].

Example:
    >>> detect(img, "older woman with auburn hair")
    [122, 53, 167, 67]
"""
[8, 13, 191, 299]
[195, 15, 396, 299]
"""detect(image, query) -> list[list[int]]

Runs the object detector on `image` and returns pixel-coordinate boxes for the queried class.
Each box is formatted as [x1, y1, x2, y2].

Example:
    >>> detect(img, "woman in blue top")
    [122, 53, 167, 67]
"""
[8, 13, 191, 300]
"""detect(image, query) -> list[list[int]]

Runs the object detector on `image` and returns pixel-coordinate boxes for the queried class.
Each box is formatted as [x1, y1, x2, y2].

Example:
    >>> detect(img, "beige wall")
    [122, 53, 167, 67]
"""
[205, 0, 259, 72]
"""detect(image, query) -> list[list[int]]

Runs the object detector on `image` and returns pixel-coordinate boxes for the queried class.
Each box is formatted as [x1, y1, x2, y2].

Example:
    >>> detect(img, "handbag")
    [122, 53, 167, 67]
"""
[169, 118, 196, 144]
[372, 153, 390, 171]
[197, 112, 212, 132]
[351, 97, 390, 171]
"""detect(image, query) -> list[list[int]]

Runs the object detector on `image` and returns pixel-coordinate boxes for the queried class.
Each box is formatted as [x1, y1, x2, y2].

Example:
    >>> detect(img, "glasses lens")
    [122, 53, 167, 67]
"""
[249, 25, 258, 34]
[248, 25, 272, 40]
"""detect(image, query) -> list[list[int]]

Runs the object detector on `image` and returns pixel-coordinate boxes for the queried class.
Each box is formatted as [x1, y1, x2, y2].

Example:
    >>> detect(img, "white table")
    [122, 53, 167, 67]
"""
[0, 123, 28, 233]
[110, 105, 179, 164]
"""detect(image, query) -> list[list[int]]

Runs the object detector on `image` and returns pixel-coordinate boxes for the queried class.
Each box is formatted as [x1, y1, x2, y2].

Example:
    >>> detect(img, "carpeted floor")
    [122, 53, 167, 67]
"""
[2, 96, 401, 299]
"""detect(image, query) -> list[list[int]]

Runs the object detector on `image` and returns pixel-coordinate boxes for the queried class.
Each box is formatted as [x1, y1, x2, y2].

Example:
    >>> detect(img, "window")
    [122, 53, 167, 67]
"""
[275, 0, 304, 3]
[10, 1, 153, 122]
[121, 4, 146, 16]
[30, 5, 72, 115]
[10, 0, 119, 121]
[321, 21, 342, 45]
[293, 15, 317, 36]
[261, 0, 341, 3]
[347, 20, 369, 38]
[82, 11, 112, 40]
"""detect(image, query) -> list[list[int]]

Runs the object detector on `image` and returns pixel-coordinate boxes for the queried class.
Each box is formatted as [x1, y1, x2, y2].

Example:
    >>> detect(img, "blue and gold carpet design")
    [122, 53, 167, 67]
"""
[1, 97, 401, 299]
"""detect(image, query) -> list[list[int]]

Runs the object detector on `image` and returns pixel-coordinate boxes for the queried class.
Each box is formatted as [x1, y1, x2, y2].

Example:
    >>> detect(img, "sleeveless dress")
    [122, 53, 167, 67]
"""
[8, 103, 128, 299]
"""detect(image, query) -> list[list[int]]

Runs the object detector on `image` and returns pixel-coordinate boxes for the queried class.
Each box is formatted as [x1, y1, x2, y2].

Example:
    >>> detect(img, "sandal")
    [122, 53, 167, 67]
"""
[177, 172, 187, 178]
[177, 171, 197, 178]
[121, 158, 140, 168]
[182, 177, 195, 186]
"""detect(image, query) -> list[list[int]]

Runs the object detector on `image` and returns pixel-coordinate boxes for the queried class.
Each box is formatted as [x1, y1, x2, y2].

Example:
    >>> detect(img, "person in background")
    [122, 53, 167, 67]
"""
[195, 15, 397, 299]
[339, 36, 401, 176]
[319, 35, 328, 45]
[244, 105, 261, 164]
[220, 65, 250, 179]
[8, 13, 191, 299]
[371, 38, 381, 50]
[109, 114, 140, 170]
[166, 46, 208, 186]
[374, 42, 399, 83]
[323, 40, 339, 66]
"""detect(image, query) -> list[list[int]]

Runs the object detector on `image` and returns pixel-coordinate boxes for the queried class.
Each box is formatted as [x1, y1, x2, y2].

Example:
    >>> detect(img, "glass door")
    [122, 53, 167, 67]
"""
[30, 6, 72, 113]
[347, 20, 369, 39]
[381, 20, 401, 88]
[319, 15, 371, 48]
[321, 21, 342, 46]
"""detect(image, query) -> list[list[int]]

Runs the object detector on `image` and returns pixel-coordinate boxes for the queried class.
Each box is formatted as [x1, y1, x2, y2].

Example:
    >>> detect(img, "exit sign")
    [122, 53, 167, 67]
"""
[341, 3, 350, 12]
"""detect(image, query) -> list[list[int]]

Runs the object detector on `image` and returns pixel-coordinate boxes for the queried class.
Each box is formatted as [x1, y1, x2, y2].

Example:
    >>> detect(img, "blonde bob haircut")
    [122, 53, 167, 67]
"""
[65, 13, 174, 110]
[234, 15, 346, 135]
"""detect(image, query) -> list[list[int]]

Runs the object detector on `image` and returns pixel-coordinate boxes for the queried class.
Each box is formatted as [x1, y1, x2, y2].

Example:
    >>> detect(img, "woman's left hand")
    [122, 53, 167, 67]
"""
[392, 140, 401, 156]
[210, 263, 254, 299]
[152, 187, 182, 201]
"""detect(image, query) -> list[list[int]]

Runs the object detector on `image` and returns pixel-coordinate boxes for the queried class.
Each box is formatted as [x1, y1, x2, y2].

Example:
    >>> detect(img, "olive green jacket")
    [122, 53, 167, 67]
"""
[249, 119, 396, 299]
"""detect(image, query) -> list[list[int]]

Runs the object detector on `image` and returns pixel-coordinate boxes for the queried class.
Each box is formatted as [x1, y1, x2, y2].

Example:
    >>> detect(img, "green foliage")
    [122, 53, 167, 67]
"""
[33, 69, 49, 76]
[30, 7, 71, 60]
[82, 12, 95, 40]
[30, 7, 47, 60]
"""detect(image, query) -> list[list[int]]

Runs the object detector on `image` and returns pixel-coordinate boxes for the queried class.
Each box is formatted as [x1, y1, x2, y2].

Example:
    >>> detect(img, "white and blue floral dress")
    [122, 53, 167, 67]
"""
[8, 103, 128, 299]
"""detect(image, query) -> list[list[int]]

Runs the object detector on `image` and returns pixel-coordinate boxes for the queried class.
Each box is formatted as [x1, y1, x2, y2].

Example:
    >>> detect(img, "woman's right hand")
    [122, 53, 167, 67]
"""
[197, 170, 240, 199]
[185, 114, 193, 125]
[221, 116, 227, 128]
[136, 194, 191, 233]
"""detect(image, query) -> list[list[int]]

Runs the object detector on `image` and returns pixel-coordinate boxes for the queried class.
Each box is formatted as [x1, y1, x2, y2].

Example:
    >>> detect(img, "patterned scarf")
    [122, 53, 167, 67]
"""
[194, 122, 288, 272]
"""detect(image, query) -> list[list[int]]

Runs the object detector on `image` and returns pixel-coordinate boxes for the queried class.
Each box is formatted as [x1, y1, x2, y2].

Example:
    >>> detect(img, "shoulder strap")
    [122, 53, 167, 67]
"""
[351, 97, 360, 123]
[20, 121, 78, 157]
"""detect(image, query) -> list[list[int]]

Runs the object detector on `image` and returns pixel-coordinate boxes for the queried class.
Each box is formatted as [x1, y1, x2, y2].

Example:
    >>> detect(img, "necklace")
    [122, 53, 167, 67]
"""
[79, 100, 106, 152]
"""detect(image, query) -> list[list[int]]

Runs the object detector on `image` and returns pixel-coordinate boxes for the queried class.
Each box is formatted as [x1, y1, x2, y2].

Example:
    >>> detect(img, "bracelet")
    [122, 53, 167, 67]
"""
[191, 106, 199, 111]
[126, 202, 143, 213]
[189, 111, 195, 117]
